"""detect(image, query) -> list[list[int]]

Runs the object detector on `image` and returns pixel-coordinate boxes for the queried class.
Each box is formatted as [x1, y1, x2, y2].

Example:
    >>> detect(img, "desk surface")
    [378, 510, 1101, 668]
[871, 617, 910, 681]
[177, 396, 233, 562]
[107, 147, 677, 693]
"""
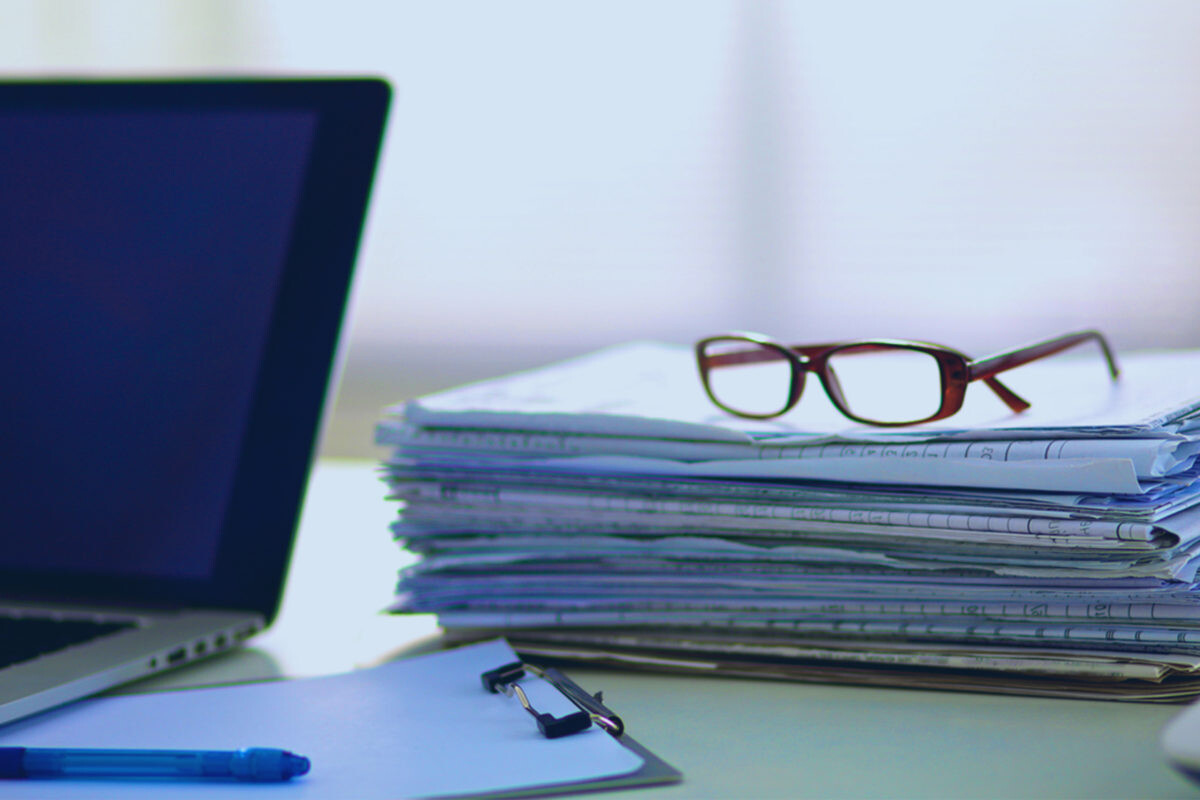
[122, 460, 1200, 799]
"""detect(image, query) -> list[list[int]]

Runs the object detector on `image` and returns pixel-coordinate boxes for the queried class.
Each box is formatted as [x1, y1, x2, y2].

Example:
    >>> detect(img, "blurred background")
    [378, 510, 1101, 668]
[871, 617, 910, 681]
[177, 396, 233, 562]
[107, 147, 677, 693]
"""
[5, 0, 1199, 458]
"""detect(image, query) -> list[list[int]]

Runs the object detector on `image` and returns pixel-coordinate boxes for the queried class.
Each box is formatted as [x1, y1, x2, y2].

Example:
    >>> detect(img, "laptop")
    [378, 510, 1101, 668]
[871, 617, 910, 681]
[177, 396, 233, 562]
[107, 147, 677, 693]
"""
[0, 77, 390, 725]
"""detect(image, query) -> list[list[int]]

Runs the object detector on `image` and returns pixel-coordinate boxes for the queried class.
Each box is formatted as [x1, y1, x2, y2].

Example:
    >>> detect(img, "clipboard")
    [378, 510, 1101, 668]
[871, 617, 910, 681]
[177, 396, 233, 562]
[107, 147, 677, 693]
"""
[0, 639, 681, 799]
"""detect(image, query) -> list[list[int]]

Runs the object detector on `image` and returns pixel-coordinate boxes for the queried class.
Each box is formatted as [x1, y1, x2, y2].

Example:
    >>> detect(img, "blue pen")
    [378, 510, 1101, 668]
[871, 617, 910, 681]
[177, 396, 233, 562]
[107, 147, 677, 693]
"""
[0, 746, 310, 782]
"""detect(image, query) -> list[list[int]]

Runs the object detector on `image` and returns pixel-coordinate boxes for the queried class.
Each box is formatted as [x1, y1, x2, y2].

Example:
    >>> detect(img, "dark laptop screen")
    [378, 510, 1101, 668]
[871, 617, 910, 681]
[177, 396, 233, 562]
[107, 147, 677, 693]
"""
[0, 109, 316, 579]
[0, 80, 389, 619]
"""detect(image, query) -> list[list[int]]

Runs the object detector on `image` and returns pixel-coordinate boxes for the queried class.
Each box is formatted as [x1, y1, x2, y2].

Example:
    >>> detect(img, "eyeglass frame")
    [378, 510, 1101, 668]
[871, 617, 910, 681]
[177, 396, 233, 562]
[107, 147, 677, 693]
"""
[695, 329, 1120, 427]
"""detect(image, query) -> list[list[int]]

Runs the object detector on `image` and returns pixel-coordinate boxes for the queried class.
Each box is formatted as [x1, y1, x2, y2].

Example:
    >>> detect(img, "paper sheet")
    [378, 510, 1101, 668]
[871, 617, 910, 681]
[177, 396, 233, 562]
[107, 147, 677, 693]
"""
[380, 420, 1200, 480]
[387, 452, 1200, 521]
[0, 640, 645, 800]
[393, 480, 1166, 543]
[399, 341, 1200, 439]
[377, 342, 1200, 700]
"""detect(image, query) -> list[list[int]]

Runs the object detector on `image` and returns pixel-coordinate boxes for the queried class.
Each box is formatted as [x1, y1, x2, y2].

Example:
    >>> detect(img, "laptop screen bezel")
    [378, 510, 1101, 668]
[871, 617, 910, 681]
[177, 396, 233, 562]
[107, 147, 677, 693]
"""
[0, 77, 390, 623]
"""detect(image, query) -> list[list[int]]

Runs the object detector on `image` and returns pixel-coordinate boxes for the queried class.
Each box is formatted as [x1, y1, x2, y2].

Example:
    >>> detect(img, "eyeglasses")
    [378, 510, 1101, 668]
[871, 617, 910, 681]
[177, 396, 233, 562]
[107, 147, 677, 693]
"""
[695, 329, 1120, 427]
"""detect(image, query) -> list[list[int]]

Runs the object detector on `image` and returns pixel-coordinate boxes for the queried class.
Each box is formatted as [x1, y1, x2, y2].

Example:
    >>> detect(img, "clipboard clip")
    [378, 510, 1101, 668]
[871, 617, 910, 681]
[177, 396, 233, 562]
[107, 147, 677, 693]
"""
[481, 661, 625, 740]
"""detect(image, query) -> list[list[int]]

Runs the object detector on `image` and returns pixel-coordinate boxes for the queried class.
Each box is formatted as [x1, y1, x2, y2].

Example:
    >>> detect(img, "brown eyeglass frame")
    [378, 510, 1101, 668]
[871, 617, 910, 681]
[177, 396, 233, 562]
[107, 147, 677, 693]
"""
[695, 329, 1120, 427]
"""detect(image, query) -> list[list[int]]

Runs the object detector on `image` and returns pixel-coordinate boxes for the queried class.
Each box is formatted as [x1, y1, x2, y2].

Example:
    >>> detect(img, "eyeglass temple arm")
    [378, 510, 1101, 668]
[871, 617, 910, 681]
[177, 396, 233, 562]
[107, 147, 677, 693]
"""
[967, 330, 1120, 411]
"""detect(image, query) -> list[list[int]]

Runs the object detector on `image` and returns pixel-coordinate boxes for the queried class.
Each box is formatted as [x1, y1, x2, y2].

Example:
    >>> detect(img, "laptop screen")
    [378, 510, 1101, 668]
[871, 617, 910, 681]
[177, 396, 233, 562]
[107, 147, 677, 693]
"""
[0, 80, 389, 619]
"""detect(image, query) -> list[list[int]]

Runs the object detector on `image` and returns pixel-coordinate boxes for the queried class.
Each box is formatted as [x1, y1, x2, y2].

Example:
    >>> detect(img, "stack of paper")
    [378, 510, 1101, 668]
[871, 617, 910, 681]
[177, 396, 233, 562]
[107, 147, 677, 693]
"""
[378, 342, 1200, 700]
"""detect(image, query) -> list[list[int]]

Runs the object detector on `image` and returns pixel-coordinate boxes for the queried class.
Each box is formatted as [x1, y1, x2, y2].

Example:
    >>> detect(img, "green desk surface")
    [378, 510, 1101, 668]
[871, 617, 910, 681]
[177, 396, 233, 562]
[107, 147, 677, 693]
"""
[117, 460, 1200, 799]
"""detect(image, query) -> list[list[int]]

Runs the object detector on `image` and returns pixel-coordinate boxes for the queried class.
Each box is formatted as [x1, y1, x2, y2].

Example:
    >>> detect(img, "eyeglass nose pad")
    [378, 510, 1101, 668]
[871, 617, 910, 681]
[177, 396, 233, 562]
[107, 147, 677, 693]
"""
[788, 359, 808, 407]
[821, 362, 849, 409]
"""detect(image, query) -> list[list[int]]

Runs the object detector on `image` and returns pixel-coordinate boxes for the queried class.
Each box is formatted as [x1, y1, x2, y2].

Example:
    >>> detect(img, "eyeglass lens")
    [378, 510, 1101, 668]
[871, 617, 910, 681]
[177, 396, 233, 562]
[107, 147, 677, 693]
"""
[824, 345, 944, 424]
[700, 339, 796, 418]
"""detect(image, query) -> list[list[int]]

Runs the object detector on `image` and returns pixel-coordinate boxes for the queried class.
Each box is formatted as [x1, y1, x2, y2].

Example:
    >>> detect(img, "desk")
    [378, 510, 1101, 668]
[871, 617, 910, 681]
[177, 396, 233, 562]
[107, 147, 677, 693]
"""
[121, 460, 1199, 799]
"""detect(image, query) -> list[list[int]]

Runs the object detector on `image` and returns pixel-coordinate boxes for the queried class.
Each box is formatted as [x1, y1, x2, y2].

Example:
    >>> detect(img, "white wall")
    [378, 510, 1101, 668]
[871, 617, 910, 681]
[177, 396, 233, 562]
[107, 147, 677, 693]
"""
[3, 0, 1198, 455]
[777, 1, 1200, 345]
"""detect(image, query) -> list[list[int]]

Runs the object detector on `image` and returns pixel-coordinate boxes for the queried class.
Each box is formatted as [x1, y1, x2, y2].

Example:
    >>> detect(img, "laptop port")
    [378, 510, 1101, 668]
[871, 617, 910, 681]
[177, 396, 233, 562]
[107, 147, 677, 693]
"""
[166, 647, 187, 665]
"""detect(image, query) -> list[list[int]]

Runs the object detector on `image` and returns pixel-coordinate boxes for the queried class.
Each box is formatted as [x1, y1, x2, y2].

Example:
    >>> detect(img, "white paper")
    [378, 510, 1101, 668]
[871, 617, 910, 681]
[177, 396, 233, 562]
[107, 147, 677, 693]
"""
[380, 419, 1200, 479]
[431, 613, 1200, 652]
[385, 342, 1200, 494]
[0, 640, 643, 800]
[399, 506, 1159, 550]
[562, 454, 1147, 494]
[393, 480, 1163, 542]
[399, 341, 1200, 440]
[378, 342, 1200, 692]
[383, 456, 1200, 522]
